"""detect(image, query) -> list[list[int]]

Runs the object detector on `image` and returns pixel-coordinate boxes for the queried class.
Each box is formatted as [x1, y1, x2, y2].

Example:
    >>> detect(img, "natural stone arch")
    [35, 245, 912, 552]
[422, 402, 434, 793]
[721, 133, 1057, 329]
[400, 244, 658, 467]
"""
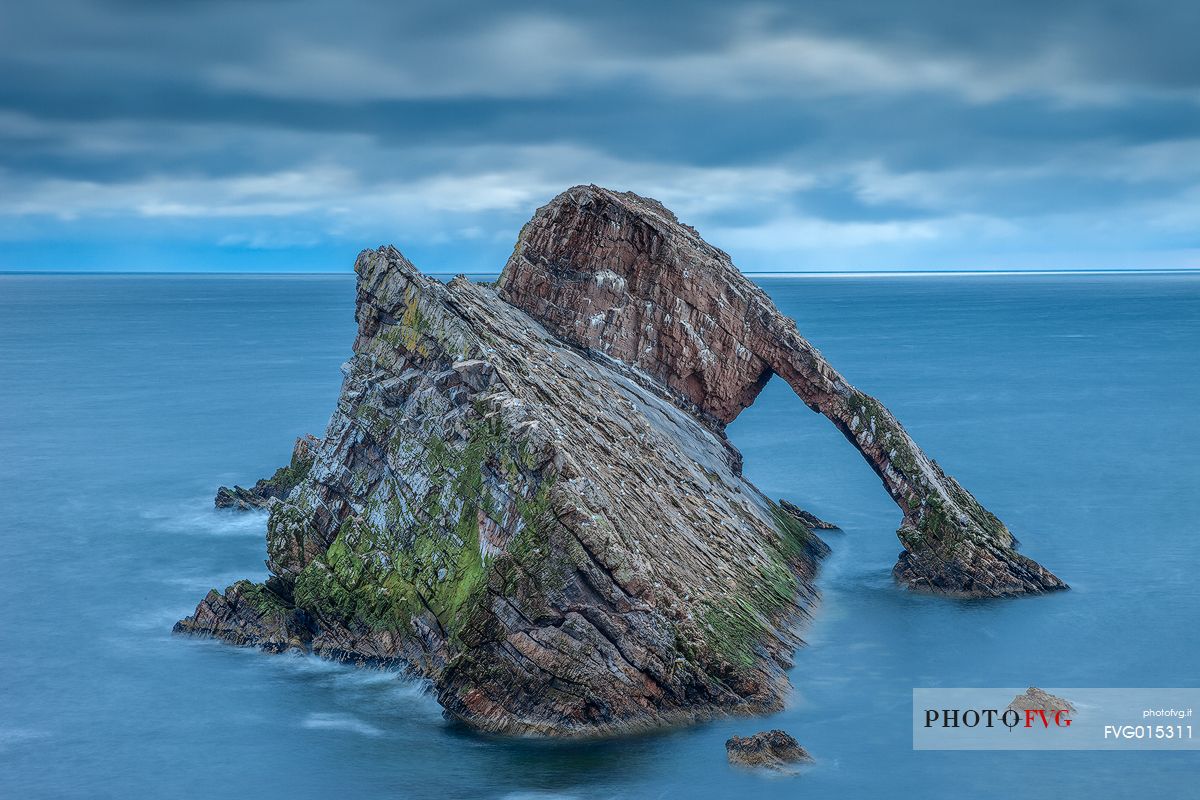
[498, 185, 1065, 597]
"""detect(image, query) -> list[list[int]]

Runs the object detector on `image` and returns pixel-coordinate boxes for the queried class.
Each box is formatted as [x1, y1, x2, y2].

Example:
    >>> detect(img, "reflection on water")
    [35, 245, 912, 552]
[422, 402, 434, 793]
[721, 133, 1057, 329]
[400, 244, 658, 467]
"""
[1, 273, 1197, 798]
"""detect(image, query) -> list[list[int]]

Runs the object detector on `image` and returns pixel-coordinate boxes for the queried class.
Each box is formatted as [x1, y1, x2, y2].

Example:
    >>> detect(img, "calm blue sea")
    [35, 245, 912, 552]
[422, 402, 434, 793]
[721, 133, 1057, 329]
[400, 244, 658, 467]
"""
[1, 273, 1197, 799]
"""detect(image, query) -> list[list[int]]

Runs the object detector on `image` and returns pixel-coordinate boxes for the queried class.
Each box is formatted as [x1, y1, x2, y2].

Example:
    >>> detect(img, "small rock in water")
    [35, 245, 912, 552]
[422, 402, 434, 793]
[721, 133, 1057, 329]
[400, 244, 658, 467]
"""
[725, 729, 813, 770]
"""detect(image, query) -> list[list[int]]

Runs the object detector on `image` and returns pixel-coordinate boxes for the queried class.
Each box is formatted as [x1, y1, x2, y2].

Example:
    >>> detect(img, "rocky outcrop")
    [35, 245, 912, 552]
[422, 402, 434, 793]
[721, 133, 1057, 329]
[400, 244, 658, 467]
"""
[779, 500, 839, 531]
[498, 185, 1065, 598]
[726, 730, 813, 770]
[178, 245, 829, 736]
[176, 579, 311, 651]
[214, 435, 318, 510]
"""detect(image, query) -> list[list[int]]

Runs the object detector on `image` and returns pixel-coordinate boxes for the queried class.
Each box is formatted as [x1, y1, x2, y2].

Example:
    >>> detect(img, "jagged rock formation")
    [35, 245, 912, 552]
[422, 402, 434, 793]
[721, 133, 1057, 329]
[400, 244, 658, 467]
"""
[499, 185, 1066, 597]
[726, 729, 814, 770]
[779, 500, 839, 531]
[181, 579, 313, 651]
[178, 246, 829, 736]
[214, 435, 318, 510]
[177, 184, 1065, 737]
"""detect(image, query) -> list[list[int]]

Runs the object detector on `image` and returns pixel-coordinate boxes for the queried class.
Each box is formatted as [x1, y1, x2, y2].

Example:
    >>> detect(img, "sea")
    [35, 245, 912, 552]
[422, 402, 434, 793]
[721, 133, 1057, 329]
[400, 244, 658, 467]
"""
[1, 272, 1197, 799]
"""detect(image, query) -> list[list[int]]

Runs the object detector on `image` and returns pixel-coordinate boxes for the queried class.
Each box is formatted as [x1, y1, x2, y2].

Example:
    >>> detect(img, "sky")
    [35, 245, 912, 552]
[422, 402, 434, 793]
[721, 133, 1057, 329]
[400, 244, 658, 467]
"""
[2, 1, 1199, 273]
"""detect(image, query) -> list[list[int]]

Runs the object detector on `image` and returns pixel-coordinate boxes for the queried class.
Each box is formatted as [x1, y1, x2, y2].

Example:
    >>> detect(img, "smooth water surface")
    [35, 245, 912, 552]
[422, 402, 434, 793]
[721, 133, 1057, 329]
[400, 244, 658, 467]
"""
[1, 273, 1197, 798]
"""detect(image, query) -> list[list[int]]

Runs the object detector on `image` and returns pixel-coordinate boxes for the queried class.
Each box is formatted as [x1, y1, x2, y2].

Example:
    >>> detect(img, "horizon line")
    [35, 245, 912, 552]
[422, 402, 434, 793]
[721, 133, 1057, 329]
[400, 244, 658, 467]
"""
[3, 268, 1199, 278]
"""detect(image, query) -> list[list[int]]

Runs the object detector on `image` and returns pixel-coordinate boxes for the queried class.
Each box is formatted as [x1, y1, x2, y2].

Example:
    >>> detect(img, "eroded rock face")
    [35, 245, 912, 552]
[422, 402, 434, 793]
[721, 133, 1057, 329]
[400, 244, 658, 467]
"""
[498, 185, 1066, 598]
[177, 579, 312, 652]
[779, 500, 839, 531]
[178, 246, 829, 736]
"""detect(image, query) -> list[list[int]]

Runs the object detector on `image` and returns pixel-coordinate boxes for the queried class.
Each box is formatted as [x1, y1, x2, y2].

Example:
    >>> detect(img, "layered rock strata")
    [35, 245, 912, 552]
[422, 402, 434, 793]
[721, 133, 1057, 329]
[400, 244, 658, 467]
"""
[779, 500, 839, 531]
[498, 185, 1066, 597]
[179, 246, 829, 735]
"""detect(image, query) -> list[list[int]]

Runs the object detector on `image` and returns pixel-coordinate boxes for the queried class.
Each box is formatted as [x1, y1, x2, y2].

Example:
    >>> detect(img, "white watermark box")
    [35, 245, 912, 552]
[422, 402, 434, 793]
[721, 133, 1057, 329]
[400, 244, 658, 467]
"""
[913, 688, 1199, 750]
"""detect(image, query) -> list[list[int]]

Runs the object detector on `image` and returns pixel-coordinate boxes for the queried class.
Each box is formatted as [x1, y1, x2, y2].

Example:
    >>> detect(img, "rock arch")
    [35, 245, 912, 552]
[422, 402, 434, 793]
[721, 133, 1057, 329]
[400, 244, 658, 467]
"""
[498, 185, 1065, 597]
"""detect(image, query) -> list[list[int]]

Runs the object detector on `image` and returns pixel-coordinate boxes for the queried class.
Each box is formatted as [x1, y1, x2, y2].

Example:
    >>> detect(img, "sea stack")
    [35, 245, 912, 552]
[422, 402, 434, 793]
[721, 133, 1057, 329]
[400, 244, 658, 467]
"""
[176, 185, 1065, 737]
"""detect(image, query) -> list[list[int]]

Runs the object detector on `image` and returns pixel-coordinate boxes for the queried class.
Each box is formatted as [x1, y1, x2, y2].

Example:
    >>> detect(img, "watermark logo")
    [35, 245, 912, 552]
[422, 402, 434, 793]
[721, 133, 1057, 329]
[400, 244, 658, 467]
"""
[913, 688, 1197, 750]
[924, 707, 1071, 729]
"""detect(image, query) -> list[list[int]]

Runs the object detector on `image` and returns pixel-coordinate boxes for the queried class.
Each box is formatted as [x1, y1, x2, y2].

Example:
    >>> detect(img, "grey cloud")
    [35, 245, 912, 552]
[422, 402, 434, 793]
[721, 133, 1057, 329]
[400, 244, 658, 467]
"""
[0, 0, 1197, 270]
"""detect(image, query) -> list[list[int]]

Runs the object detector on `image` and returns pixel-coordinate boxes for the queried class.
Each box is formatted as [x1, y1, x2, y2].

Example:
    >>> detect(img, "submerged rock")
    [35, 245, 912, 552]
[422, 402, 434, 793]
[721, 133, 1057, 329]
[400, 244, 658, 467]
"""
[177, 185, 1064, 737]
[779, 500, 839, 531]
[726, 729, 813, 769]
[214, 435, 318, 510]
